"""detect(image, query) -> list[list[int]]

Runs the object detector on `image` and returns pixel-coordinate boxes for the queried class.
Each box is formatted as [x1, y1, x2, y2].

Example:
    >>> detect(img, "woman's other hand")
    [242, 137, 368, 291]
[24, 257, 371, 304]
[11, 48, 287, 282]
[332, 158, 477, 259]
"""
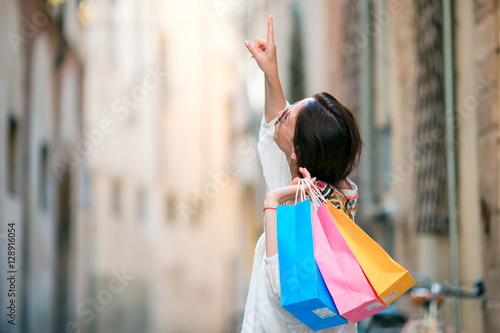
[263, 167, 315, 258]
[244, 15, 278, 77]
[264, 168, 316, 207]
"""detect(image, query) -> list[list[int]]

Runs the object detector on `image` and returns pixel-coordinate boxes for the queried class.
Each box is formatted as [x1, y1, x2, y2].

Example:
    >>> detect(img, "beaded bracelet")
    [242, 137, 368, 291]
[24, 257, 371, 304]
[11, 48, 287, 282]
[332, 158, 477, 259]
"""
[263, 207, 277, 212]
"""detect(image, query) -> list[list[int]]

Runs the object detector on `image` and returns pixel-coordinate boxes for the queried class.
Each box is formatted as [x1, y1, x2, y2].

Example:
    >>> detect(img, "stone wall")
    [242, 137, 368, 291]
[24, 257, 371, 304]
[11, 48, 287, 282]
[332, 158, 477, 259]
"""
[475, 0, 500, 331]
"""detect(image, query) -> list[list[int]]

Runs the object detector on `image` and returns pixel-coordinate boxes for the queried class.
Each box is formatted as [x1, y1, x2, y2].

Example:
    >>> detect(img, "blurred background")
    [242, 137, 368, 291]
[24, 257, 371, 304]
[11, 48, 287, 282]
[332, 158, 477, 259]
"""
[0, 0, 499, 332]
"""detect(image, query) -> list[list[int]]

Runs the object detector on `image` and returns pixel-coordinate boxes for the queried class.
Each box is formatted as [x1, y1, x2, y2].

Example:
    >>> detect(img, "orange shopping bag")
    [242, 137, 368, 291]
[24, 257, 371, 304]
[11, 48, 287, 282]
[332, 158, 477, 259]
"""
[326, 202, 415, 305]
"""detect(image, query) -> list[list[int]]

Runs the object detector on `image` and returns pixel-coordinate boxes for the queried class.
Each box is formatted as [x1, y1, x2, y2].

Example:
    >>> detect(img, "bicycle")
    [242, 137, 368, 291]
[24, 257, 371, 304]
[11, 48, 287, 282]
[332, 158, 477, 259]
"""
[358, 276, 484, 333]
[401, 277, 484, 333]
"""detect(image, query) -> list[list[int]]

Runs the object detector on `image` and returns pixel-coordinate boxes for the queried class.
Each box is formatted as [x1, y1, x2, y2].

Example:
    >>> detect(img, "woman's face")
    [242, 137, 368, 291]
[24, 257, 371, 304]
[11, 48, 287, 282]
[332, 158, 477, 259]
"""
[274, 98, 312, 159]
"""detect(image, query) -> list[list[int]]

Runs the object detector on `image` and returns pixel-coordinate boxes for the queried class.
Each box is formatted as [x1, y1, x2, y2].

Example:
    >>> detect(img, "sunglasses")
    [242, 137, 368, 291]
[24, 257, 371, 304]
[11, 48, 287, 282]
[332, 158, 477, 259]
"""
[276, 107, 294, 139]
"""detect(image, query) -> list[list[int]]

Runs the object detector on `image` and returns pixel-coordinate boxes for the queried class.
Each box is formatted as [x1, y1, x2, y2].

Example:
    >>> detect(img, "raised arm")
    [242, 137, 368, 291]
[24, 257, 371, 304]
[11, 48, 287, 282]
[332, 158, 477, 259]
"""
[245, 16, 286, 123]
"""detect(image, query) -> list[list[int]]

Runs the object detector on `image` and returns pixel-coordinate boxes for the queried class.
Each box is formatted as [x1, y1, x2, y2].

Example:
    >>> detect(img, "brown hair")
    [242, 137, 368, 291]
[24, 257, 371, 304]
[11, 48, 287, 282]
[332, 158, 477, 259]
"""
[293, 92, 364, 191]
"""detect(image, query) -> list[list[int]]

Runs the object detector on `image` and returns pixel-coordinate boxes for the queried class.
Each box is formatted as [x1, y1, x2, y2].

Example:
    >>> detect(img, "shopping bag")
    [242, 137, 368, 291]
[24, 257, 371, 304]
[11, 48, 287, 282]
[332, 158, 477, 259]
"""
[312, 203, 387, 322]
[326, 201, 416, 305]
[277, 197, 348, 330]
[302, 179, 387, 322]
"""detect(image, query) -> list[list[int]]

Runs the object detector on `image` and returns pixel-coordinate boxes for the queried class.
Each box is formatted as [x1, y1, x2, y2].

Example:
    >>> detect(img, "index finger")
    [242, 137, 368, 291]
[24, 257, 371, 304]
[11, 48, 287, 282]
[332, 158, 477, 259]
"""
[267, 15, 274, 44]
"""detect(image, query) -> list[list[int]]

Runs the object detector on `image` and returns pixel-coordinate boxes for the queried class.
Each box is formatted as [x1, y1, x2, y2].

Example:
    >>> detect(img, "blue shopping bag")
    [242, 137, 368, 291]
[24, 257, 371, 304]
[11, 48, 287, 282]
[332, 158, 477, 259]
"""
[277, 199, 348, 331]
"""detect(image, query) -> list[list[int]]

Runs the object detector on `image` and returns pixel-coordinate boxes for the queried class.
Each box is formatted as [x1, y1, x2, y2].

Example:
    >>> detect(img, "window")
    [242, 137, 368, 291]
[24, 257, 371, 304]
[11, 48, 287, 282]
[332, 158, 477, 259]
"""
[39, 144, 49, 211]
[158, 34, 170, 110]
[7, 117, 19, 195]
[78, 163, 92, 209]
[137, 189, 147, 221]
[414, 0, 448, 234]
[342, 0, 360, 116]
[108, 1, 118, 67]
[112, 181, 122, 217]
[166, 194, 177, 223]
[289, 2, 305, 102]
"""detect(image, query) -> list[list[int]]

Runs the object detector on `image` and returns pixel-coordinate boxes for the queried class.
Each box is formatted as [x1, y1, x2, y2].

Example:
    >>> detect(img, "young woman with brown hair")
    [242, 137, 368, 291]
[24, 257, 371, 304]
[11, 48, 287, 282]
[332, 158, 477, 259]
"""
[241, 16, 364, 333]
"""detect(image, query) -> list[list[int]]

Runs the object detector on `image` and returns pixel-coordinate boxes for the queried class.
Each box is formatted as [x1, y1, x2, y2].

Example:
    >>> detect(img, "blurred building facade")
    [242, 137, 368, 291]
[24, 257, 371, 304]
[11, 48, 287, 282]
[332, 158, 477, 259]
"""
[0, 0, 262, 332]
[0, 0, 86, 332]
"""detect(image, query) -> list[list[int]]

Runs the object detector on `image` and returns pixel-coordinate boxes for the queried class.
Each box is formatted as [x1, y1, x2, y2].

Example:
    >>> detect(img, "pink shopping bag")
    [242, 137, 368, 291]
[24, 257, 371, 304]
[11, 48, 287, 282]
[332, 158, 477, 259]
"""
[312, 203, 387, 323]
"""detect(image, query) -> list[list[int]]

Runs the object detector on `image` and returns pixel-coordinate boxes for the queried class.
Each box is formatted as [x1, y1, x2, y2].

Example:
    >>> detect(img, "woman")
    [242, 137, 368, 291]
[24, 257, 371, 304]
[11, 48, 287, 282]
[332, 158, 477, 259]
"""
[241, 16, 363, 333]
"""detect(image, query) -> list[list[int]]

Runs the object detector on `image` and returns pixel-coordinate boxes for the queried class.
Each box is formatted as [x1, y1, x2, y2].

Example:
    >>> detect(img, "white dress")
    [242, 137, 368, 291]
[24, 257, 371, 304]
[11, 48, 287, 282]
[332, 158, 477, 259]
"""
[241, 114, 358, 333]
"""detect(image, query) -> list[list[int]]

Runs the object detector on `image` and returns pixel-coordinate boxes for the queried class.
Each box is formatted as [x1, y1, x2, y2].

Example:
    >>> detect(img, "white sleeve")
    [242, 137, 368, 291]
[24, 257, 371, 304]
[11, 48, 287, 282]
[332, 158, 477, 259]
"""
[264, 254, 282, 308]
[257, 104, 290, 306]
[257, 113, 292, 193]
